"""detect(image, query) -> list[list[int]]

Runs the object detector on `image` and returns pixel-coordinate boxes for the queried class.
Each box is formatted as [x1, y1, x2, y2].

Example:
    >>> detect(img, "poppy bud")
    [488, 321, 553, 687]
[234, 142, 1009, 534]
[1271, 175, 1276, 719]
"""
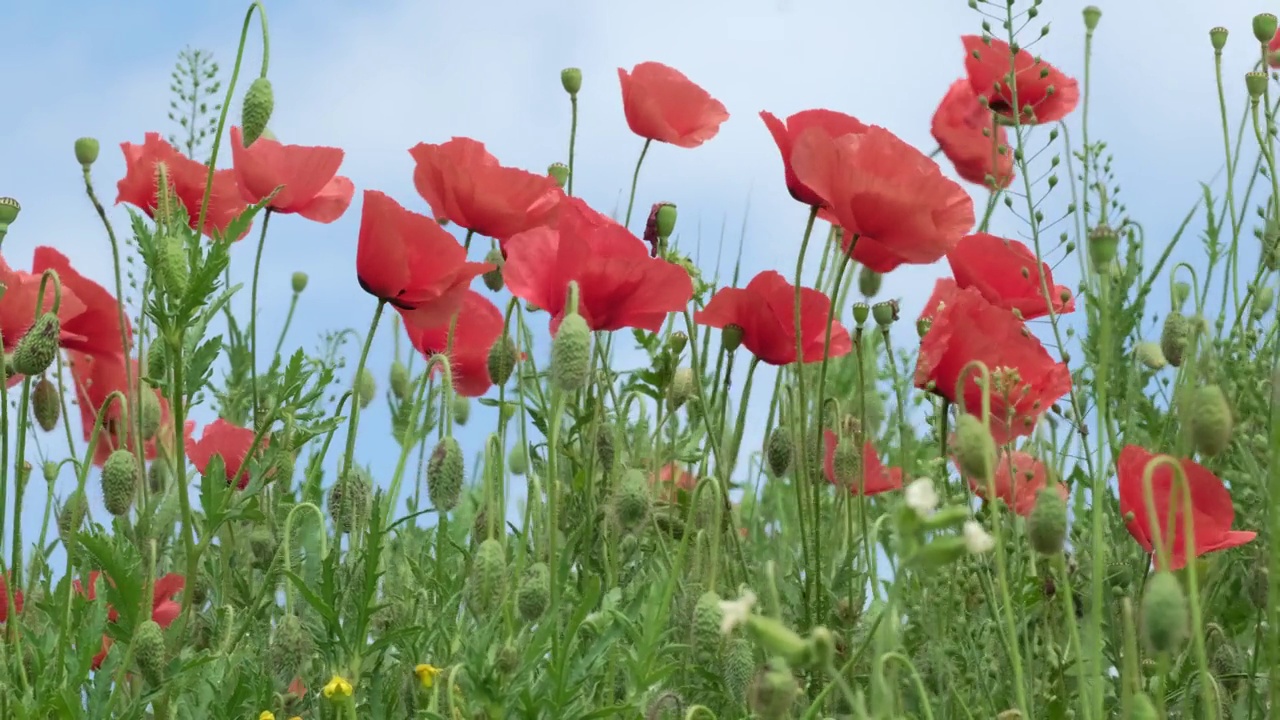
[1159, 313, 1190, 367]
[240, 77, 275, 146]
[452, 395, 471, 426]
[917, 317, 933, 338]
[955, 414, 997, 481]
[595, 424, 616, 472]
[146, 342, 167, 382]
[1209, 26, 1229, 51]
[328, 467, 373, 533]
[724, 637, 754, 703]
[249, 527, 277, 570]
[291, 271, 308, 294]
[745, 616, 811, 668]
[852, 302, 870, 326]
[1028, 489, 1068, 555]
[133, 619, 167, 684]
[1254, 13, 1278, 44]
[41, 460, 58, 484]
[871, 300, 897, 327]
[551, 312, 591, 393]
[547, 162, 569, 189]
[468, 538, 507, 617]
[692, 590, 724, 657]
[668, 331, 688, 355]
[1136, 341, 1167, 370]
[487, 334, 517, 387]
[1248, 564, 1269, 610]
[748, 660, 800, 719]
[1247, 71, 1268, 101]
[517, 562, 551, 621]
[832, 437, 860, 485]
[1087, 223, 1119, 268]
[0, 197, 20, 240]
[766, 427, 793, 476]
[389, 360, 410, 400]
[1171, 281, 1191, 310]
[139, 385, 162, 441]
[268, 614, 313, 683]
[508, 445, 527, 476]
[1141, 571, 1188, 655]
[858, 266, 882, 298]
[355, 368, 376, 409]
[482, 249, 505, 292]
[560, 67, 582, 96]
[74, 137, 100, 167]
[12, 312, 60, 376]
[1082, 5, 1101, 30]
[427, 437, 464, 511]
[656, 203, 677, 239]
[721, 324, 744, 353]
[1254, 285, 1275, 318]
[57, 490, 87, 541]
[667, 367, 695, 410]
[1188, 384, 1232, 456]
[32, 377, 60, 432]
[101, 449, 139, 517]
[155, 233, 189, 299]
[613, 469, 651, 530]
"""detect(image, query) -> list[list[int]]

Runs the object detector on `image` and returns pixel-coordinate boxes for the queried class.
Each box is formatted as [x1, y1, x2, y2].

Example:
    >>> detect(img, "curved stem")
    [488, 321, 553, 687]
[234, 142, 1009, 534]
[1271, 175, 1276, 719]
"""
[272, 289, 301, 360]
[250, 209, 273, 427]
[623, 139, 651, 229]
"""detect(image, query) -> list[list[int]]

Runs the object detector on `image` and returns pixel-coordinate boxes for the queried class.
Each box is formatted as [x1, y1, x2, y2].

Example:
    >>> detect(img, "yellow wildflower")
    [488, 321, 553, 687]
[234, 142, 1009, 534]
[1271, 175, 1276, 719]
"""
[415, 663, 442, 689]
[258, 713, 275, 720]
[322, 674, 354, 700]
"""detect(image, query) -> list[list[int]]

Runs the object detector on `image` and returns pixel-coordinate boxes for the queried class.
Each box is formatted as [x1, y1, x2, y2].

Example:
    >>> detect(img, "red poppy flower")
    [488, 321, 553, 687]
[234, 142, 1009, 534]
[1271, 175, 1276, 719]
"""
[0, 255, 89, 385]
[962, 36, 1080, 125]
[503, 197, 694, 333]
[0, 575, 22, 623]
[1270, 30, 1280, 68]
[66, 352, 172, 466]
[1116, 445, 1256, 571]
[115, 133, 249, 239]
[76, 571, 185, 669]
[652, 462, 696, 502]
[617, 62, 729, 148]
[184, 418, 264, 490]
[31, 247, 131, 358]
[229, 126, 354, 223]
[931, 80, 1015, 189]
[760, 109, 869, 206]
[409, 137, 563, 241]
[790, 125, 975, 273]
[915, 285, 1071, 443]
[355, 190, 494, 329]
[957, 448, 1067, 517]
[695, 270, 851, 366]
[822, 431, 902, 496]
[947, 233, 1074, 320]
[400, 290, 504, 398]
[918, 278, 959, 326]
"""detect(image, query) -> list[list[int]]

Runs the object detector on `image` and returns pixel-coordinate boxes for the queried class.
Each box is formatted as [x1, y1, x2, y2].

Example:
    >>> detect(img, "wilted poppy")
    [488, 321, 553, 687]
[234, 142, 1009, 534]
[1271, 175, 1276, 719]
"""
[76, 571, 184, 669]
[696, 270, 851, 366]
[229, 126, 354, 222]
[958, 448, 1067, 517]
[1116, 445, 1256, 571]
[962, 36, 1080, 125]
[618, 62, 729, 148]
[822, 431, 902, 496]
[116, 132, 248, 238]
[947, 233, 1074, 320]
[790, 125, 975, 273]
[355, 190, 493, 329]
[184, 418, 265, 489]
[66, 352, 172, 466]
[504, 197, 693, 333]
[409, 137, 562, 241]
[400, 290, 504, 397]
[915, 285, 1071, 443]
[760, 109, 869, 206]
[931, 80, 1014, 189]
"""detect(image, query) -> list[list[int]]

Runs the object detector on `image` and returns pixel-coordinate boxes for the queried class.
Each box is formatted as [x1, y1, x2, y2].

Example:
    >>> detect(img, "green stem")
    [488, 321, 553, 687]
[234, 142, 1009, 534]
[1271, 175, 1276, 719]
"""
[249, 209, 273, 427]
[792, 204, 820, 628]
[567, 95, 579, 197]
[623, 139, 651, 229]
[272, 289, 301, 360]
[340, 301, 387, 475]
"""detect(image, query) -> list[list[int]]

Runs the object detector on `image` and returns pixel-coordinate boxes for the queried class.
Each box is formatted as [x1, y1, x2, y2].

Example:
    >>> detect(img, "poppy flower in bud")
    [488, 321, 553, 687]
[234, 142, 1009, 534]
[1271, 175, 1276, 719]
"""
[0, 256, 90, 385]
[74, 570, 184, 668]
[696, 270, 851, 366]
[617, 62, 729, 148]
[504, 197, 693, 333]
[356, 190, 494, 329]
[184, 418, 266, 490]
[67, 353, 172, 466]
[1116, 445, 1256, 571]
[915, 285, 1071, 443]
[400, 290, 505, 397]
[32, 247, 131, 358]
[229, 126, 354, 223]
[409, 137, 563, 242]
[821, 431, 902, 495]
[930, 80, 1015, 189]
[947, 233, 1074, 320]
[760, 109, 870, 207]
[956, 448, 1067, 517]
[115, 132, 249, 239]
[962, 36, 1080, 125]
[790, 125, 975, 273]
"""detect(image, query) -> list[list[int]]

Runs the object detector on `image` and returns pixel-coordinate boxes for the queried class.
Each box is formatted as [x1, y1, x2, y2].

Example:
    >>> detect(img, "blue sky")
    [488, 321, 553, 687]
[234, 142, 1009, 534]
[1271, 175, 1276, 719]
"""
[0, 0, 1272, 570]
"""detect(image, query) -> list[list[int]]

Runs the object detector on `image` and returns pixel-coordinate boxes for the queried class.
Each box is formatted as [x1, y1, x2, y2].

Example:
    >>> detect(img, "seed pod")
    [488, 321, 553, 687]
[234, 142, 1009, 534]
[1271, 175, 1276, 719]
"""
[328, 467, 372, 534]
[75, 137, 100, 166]
[547, 163, 569, 189]
[291, 271, 308, 293]
[721, 324, 744, 353]
[356, 368, 376, 409]
[101, 450, 139, 517]
[765, 427, 792, 476]
[389, 360, 410, 400]
[613, 469, 651, 531]
[1028, 489, 1068, 555]
[954, 414, 997, 481]
[723, 637, 754, 704]
[469, 538, 507, 617]
[560, 67, 582, 95]
[551, 312, 591, 393]
[517, 562, 551, 622]
[1159, 313, 1190, 367]
[427, 437, 465, 511]
[487, 334, 517, 387]
[482, 249, 505, 292]
[31, 377, 60, 431]
[240, 77, 275, 146]
[133, 619, 167, 684]
[1141, 571, 1188, 655]
[12, 313, 60, 376]
[508, 445, 528, 476]
[1188, 384, 1232, 457]
[667, 368, 694, 410]
[268, 614, 313, 683]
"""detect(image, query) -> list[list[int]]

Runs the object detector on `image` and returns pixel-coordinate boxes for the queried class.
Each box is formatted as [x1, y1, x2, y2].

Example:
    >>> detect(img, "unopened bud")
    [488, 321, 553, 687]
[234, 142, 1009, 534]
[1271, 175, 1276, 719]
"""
[292, 271, 308, 293]
[668, 331, 688, 356]
[551, 312, 591, 393]
[954, 414, 997, 481]
[1188, 384, 1232, 456]
[390, 360, 410, 400]
[482, 249, 505, 292]
[1028, 489, 1068, 555]
[101, 449, 139, 517]
[613, 469, 651, 531]
[858, 266, 882, 298]
[133, 619, 167, 684]
[468, 538, 507, 617]
[356, 368, 376, 409]
[427, 437, 465, 511]
[1142, 571, 1188, 655]
[667, 367, 695, 410]
[240, 77, 276, 146]
[766, 427, 793, 476]
[517, 562, 550, 621]
[32, 377, 61, 432]
[12, 313, 60, 376]
[1136, 341, 1167, 370]
[487, 334, 517, 387]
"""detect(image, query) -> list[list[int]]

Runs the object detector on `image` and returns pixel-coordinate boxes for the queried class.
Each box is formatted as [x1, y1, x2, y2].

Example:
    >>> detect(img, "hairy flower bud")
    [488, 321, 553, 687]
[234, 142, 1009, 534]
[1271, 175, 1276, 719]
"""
[482, 249, 505, 292]
[1136, 341, 1167, 370]
[452, 395, 471, 426]
[133, 619, 167, 684]
[551, 313, 591, 393]
[724, 637, 754, 703]
[748, 661, 800, 720]
[101, 449, 139, 517]
[328, 467, 372, 534]
[1159, 313, 1190, 367]
[692, 590, 724, 658]
[268, 614, 314, 683]
[858, 266, 882, 298]
[356, 368, 376, 409]
[595, 424, 616, 473]
[766, 427, 793, 476]
[469, 538, 507, 617]
[832, 437, 860, 485]
[508, 445, 528, 476]
[1188, 384, 1232, 457]
[240, 77, 275, 146]
[954, 414, 997, 481]
[487, 334, 517, 387]
[57, 490, 87, 541]
[31, 376, 60, 432]
[667, 367, 695, 410]
[613, 469, 651, 531]
[1142, 571, 1188, 655]
[139, 385, 162, 441]
[155, 233, 188, 299]
[517, 562, 551, 622]
[1028, 489, 1068, 555]
[390, 360, 410, 400]
[427, 437, 465, 511]
[12, 313, 60, 376]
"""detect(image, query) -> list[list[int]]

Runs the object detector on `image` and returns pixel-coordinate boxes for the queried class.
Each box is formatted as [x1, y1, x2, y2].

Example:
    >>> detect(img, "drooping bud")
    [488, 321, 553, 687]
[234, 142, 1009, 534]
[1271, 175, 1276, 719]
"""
[468, 538, 507, 617]
[327, 466, 372, 534]
[1141, 571, 1188, 655]
[613, 469, 651, 531]
[1188, 384, 1232, 457]
[1209, 27, 1229, 52]
[831, 437, 860, 486]
[667, 367, 695, 410]
[745, 616, 811, 668]
[748, 660, 800, 720]
[1247, 71, 1269, 101]
[954, 414, 997, 481]
[427, 437, 465, 511]
[487, 334, 517, 387]
[240, 77, 276, 146]
[482, 249, 505, 292]
[547, 163, 569, 188]
[517, 562, 551, 622]
[0, 197, 19, 241]
[723, 637, 754, 704]
[267, 614, 313, 683]
[355, 368, 376, 409]
[452, 395, 471, 426]
[1028, 489, 1068, 555]
[721, 324, 744, 353]
[389, 360, 410, 400]
[291, 271, 308, 293]
[560, 67, 582, 96]
[1254, 285, 1275, 318]
[766, 427, 793, 476]
[139, 385, 162, 441]
[32, 377, 61, 432]
[57, 490, 87, 541]
[133, 619, 167, 684]
[551, 313, 591, 393]
[1136, 341, 1166, 370]
[1159, 313, 1190, 367]
[12, 313, 60, 376]
[101, 449, 139, 517]
[1254, 13, 1278, 44]
[595, 424, 616, 473]
[858, 266, 882, 298]
[1082, 5, 1101, 31]
[1087, 223, 1119, 268]
[75, 137, 100, 167]
[508, 445, 528, 475]
[852, 302, 870, 326]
